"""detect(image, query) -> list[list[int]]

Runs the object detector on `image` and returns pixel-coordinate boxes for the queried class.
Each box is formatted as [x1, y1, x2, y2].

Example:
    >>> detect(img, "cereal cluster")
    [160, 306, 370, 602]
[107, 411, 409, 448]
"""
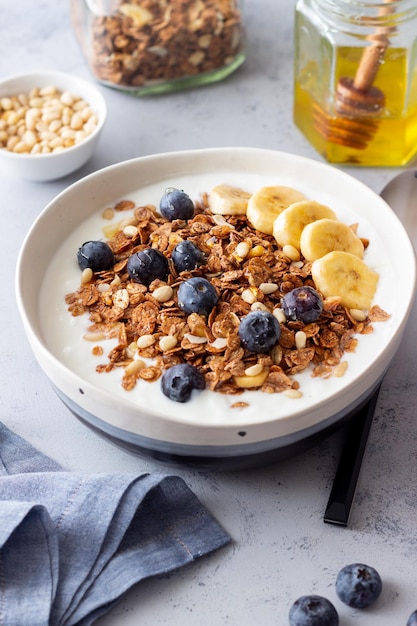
[0, 86, 98, 155]
[65, 191, 389, 403]
[84, 0, 244, 88]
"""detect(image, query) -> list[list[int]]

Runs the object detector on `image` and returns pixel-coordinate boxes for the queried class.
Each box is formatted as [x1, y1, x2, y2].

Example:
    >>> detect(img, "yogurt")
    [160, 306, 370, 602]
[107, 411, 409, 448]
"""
[39, 171, 395, 428]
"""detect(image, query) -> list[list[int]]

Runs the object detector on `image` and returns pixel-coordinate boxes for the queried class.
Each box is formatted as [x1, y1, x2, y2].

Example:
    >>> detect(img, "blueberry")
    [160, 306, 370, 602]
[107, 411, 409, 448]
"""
[159, 188, 195, 221]
[77, 240, 114, 272]
[335, 563, 382, 609]
[177, 277, 218, 316]
[161, 363, 205, 402]
[407, 610, 417, 626]
[127, 248, 169, 286]
[172, 240, 205, 273]
[281, 286, 323, 324]
[289, 595, 339, 626]
[238, 310, 280, 354]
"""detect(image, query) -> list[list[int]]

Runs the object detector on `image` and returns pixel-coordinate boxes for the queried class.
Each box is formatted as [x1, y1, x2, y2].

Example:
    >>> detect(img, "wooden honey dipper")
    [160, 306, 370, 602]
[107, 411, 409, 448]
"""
[313, 0, 396, 150]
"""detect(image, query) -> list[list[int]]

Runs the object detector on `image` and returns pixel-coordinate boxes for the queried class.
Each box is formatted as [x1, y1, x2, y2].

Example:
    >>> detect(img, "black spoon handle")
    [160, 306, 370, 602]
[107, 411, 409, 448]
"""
[324, 386, 381, 527]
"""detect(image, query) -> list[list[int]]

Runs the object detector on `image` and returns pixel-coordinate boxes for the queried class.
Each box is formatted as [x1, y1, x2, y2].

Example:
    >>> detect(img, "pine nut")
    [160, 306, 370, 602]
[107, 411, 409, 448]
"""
[22, 130, 37, 147]
[334, 361, 348, 377]
[124, 359, 146, 375]
[270, 344, 283, 365]
[60, 91, 75, 106]
[282, 244, 301, 261]
[295, 330, 307, 349]
[49, 119, 62, 133]
[81, 268, 93, 284]
[13, 141, 30, 153]
[137, 334, 156, 349]
[241, 288, 257, 304]
[0, 97, 12, 110]
[235, 241, 250, 259]
[159, 335, 178, 351]
[244, 363, 263, 377]
[349, 308, 367, 321]
[122, 225, 139, 238]
[152, 285, 173, 302]
[49, 136, 64, 148]
[40, 85, 58, 96]
[260, 282, 278, 295]
[273, 307, 287, 324]
[284, 389, 303, 399]
[126, 341, 138, 357]
[70, 112, 84, 130]
[251, 302, 269, 312]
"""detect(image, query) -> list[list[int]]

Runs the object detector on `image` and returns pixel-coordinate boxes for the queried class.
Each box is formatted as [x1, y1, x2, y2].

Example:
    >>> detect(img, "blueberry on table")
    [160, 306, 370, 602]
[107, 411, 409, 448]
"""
[407, 610, 417, 626]
[159, 187, 195, 221]
[177, 277, 218, 316]
[127, 248, 169, 286]
[335, 563, 382, 609]
[77, 240, 114, 272]
[161, 363, 205, 402]
[172, 240, 205, 273]
[289, 595, 339, 626]
[281, 286, 323, 324]
[238, 310, 280, 354]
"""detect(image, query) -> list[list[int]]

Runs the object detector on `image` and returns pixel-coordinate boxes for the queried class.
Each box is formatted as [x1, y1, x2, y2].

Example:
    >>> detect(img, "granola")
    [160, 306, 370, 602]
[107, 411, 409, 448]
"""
[65, 186, 390, 401]
[79, 0, 244, 89]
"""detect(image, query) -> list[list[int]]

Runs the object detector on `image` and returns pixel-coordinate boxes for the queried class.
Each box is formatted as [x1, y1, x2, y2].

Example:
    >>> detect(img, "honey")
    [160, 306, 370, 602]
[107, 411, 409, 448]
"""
[294, 0, 417, 166]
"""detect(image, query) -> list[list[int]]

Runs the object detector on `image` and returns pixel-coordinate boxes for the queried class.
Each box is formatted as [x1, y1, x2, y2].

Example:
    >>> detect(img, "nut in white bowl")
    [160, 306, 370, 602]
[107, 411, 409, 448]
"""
[0, 70, 107, 181]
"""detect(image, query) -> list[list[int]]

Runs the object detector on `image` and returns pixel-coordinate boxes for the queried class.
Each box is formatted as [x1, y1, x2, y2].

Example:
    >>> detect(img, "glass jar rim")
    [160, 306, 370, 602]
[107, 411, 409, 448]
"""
[309, 0, 417, 33]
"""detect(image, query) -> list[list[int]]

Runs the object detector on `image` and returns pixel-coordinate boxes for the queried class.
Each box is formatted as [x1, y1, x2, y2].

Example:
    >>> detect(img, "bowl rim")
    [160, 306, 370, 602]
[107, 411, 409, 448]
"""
[0, 69, 107, 161]
[15, 147, 417, 446]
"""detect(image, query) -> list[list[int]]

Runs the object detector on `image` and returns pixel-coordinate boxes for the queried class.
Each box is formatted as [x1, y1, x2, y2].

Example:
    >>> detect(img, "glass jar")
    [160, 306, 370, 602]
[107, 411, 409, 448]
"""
[293, 0, 417, 166]
[70, 0, 245, 95]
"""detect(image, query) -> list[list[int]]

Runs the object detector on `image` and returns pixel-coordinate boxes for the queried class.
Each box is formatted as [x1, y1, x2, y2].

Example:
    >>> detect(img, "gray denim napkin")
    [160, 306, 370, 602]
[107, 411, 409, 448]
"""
[0, 422, 231, 626]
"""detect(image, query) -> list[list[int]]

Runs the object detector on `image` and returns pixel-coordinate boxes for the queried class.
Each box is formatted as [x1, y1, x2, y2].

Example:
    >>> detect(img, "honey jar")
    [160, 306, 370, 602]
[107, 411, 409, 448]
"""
[293, 0, 417, 166]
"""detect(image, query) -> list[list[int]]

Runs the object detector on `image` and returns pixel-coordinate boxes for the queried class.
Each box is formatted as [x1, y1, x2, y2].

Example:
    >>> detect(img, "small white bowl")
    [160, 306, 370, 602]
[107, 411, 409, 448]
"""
[0, 70, 107, 181]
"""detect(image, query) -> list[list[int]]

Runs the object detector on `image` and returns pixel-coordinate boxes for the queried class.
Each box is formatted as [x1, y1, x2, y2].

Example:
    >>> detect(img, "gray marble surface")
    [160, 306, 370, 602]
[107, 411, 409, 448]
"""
[1, 0, 417, 624]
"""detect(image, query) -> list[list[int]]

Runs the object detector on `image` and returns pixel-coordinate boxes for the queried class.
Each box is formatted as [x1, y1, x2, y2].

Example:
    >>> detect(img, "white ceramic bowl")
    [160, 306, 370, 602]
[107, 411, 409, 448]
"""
[0, 70, 107, 181]
[15, 148, 417, 468]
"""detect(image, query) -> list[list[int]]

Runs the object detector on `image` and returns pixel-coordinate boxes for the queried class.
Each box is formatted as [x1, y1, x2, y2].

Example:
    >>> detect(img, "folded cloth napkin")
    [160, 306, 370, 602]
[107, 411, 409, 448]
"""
[0, 422, 231, 626]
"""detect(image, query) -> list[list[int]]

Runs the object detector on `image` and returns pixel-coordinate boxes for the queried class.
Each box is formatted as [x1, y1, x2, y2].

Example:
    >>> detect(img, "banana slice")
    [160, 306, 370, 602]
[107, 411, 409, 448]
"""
[209, 184, 252, 215]
[273, 200, 337, 249]
[246, 185, 306, 235]
[312, 250, 379, 310]
[300, 218, 364, 262]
